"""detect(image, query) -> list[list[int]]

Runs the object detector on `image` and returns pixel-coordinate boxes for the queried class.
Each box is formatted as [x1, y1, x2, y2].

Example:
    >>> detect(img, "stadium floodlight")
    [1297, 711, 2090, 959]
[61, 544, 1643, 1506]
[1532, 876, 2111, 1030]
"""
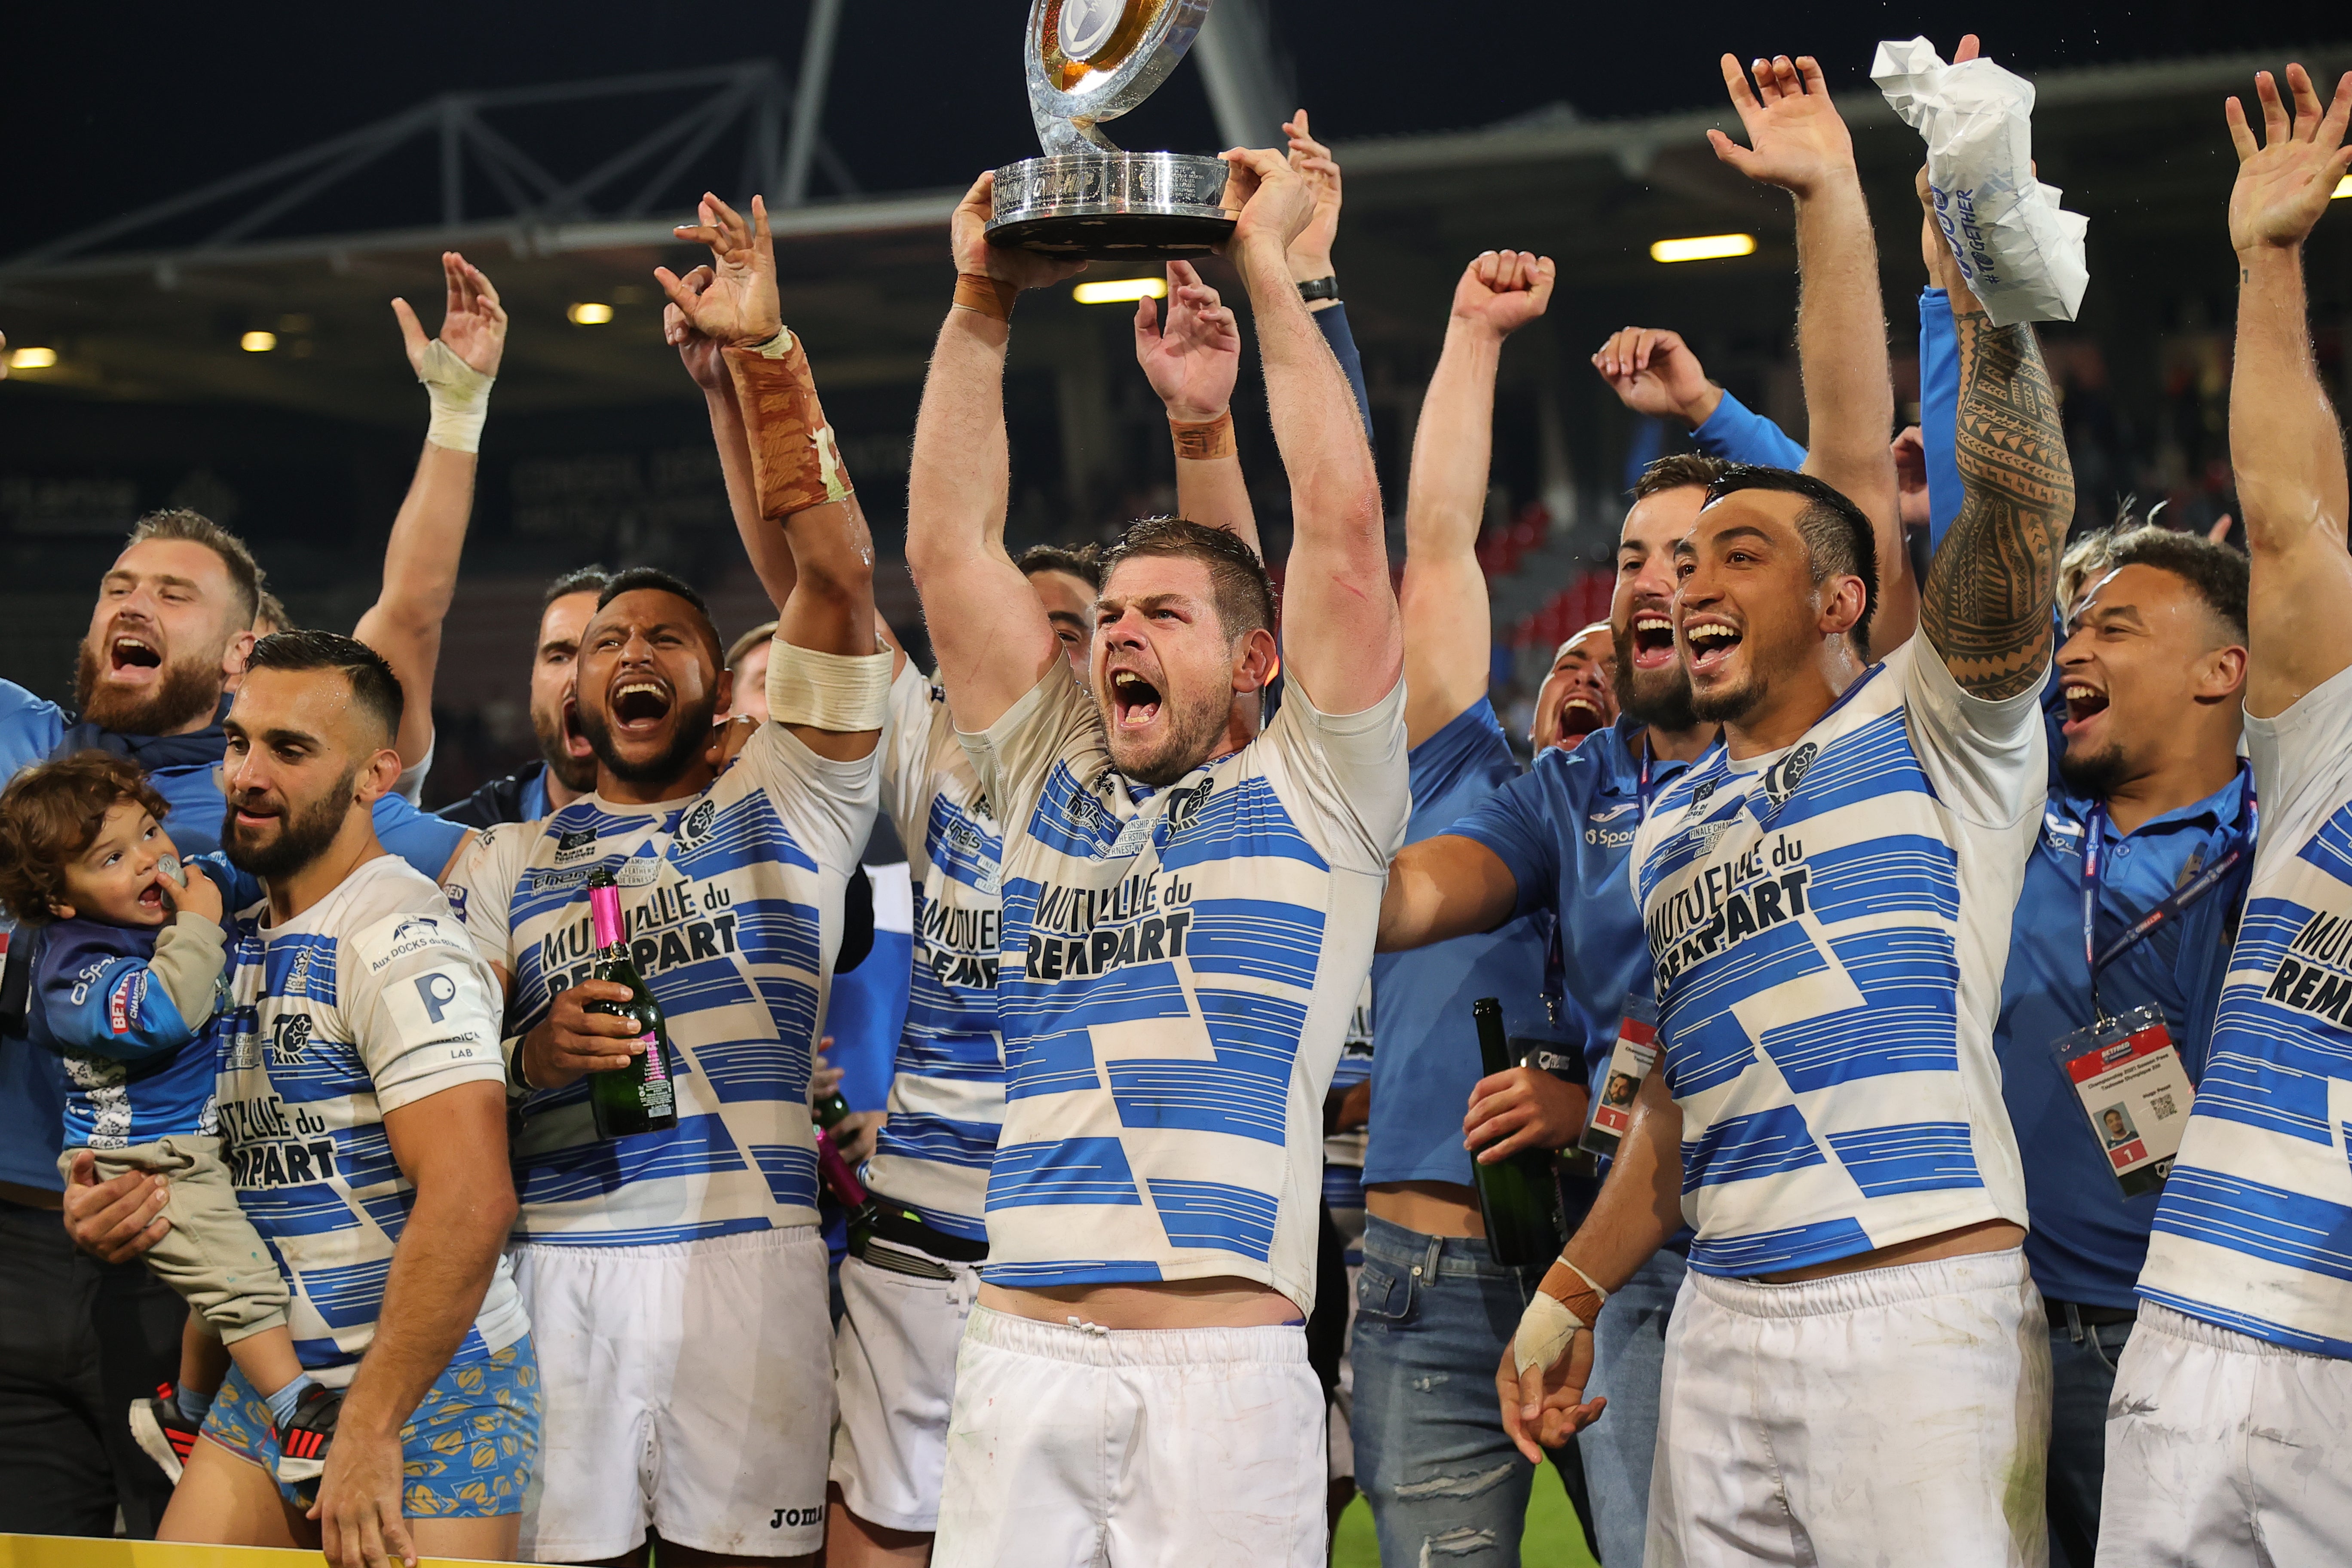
[568, 302, 616, 325]
[1072, 276, 1169, 305]
[1650, 233, 1757, 264]
[7, 346, 58, 369]
[241, 331, 278, 352]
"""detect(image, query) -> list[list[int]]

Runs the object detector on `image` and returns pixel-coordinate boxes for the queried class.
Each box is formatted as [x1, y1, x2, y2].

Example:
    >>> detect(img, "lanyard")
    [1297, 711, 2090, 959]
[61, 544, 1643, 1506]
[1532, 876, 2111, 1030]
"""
[2082, 784, 2257, 1020]
[1637, 735, 1659, 823]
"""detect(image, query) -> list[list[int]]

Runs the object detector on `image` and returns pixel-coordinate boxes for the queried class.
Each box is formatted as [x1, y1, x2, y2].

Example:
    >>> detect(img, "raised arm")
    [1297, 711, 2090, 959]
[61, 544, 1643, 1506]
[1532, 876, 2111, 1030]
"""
[1915, 166, 2074, 698]
[1376, 833, 1522, 952]
[353, 252, 505, 771]
[1402, 250, 1555, 744]
[1711, 52, 1916, 656]
[1221, 147, 1399, 714]
[661, 193, 884, 759]
[2225, 65, 2352, 716]
[667, 260, 797, 612]
[1134, 260, 1258, 551]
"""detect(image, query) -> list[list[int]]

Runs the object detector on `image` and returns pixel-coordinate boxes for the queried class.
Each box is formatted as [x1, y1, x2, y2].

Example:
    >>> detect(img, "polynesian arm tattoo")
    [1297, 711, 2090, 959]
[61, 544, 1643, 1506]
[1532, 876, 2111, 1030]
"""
[1920, 301, 2077, 699]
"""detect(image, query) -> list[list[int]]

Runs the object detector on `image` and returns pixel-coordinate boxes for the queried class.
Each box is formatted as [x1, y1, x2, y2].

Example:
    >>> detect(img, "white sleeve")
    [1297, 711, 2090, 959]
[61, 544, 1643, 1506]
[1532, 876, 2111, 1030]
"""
[2247, 657, 2352, 829]
[442, 822, 527, 974]
[1261, 674, 1412, 873]
[341, 911, 506, 1114]
[742, 715, 882, 878]
[1900, 636, 2046, 829]
[881, 662, 938, 853]
[391, 739, 435, 807]
[955, 665, 1099, 845]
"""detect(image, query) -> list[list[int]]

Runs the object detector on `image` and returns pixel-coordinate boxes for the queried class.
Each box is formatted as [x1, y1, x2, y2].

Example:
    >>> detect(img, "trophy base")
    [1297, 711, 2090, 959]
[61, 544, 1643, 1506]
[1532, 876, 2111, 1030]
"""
[986, 152, 1234, 260]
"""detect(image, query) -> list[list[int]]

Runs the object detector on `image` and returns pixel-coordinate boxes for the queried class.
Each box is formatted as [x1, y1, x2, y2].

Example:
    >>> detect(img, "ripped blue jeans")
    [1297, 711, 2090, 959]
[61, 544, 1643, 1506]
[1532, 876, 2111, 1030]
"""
[1351, 1215, 1550, 1564]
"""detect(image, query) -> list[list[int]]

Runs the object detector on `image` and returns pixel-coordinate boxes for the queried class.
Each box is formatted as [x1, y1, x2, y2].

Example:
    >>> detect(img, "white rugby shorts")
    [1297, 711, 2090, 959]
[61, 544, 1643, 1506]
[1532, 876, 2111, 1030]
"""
[1648, 1247, 2052, 1568]
[510, 1225, 834, 1560]
[933, 1306, 1326, 1568]
[830, 1246, 981, 1534]
[2096, 1304, 2352, 1566]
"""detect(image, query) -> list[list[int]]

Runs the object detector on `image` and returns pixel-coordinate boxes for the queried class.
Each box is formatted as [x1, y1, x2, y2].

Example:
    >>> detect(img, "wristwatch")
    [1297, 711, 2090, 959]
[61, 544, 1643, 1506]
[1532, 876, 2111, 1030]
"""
[1296, 276, 1340, 303]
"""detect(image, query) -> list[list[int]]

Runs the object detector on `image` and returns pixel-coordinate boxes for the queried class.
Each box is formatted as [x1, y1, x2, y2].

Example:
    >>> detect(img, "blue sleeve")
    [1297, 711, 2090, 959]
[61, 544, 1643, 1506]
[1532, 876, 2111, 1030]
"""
[199, 851, 262, 913]
[1919, 288, 1963, 557]
[373, 793, 467, 883]
[1690, 389, 1808, 470]
[37, 943, 196, 1063]
[1314, 302, 1375, 448]
[1451, 758, 1568, 922]
[0, 680, 68, 780]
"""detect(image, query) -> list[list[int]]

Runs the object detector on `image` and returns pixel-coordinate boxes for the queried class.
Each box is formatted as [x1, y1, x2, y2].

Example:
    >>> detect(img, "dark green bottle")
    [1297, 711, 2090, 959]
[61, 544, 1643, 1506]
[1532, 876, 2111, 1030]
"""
[585, 868, 679, 1140]
[1471, 997, 1563, 1268]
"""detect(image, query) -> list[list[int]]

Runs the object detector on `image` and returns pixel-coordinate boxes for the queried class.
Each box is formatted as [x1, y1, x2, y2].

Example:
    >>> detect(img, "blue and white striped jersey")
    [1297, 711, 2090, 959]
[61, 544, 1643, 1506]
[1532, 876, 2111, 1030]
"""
[209, 856, 524, 1379]
[452, 711, 877, 1247]
[1631, 637, 2043, 1278]
[962, 668, 1409, 1310]
[32, 913, 226, 1151]
[2141, 660, 2352, 1358]
[860, 665, 1005, 1244]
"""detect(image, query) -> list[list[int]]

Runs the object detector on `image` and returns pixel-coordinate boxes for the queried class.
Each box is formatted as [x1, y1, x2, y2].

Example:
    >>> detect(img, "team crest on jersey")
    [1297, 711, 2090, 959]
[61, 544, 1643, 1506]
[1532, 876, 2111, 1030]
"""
[1163, 778, 1215, 829]
[1764, 742, 1819, 808]
[284, 945, 317, 997]
[1688, 778, 1718, 812]
[553, 829, 598, 865]
[270, 1013, 314, 1063]
[680, 799, 719, 843]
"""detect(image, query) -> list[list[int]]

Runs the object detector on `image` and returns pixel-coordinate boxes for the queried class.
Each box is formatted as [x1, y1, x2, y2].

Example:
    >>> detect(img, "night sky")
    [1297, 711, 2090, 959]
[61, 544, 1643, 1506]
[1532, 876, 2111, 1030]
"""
[0, 1, 2322, 259]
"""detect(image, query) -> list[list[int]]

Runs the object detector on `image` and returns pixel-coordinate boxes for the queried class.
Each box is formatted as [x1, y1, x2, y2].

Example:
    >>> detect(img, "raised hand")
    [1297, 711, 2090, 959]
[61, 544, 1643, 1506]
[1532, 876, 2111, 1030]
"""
[1219, 146, 1318, 264]
[950, 171, 1087, 293]
[1592, 325, 1716, 424]
[1282, 108, 1342, 282]
[657, 193, 781, 347]
[391, 251, 506, 377]
[1709, 54, 1856, 199]
[2226, 65, 2352, 254]
[1452, 250, 1555, 339]
[1134, 260, 1240, 420]
[662, 265, 730, 394]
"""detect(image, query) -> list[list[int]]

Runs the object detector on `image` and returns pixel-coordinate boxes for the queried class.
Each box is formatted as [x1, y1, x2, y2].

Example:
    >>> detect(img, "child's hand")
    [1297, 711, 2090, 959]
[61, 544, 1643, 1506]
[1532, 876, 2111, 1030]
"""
[169, 862, 224, 925]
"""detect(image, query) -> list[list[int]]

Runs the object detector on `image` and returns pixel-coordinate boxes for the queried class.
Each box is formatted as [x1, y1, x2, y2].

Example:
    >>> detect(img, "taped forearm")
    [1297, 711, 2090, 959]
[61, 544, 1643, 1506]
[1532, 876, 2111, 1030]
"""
[726, 328, 854, 521]
[417, 341, 494, 454]
[766, 636, 893, 733]
[1514, 1259, 1608, 1374]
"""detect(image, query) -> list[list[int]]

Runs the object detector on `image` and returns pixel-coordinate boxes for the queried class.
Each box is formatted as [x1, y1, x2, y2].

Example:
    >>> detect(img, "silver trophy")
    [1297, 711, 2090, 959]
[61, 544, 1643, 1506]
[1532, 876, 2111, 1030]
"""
[986, 0, 1236, 260]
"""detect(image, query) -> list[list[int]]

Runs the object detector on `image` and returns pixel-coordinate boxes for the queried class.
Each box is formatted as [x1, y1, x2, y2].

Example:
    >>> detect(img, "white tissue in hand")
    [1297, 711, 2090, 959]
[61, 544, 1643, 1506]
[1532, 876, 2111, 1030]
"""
[1872, 36, 2089, 328]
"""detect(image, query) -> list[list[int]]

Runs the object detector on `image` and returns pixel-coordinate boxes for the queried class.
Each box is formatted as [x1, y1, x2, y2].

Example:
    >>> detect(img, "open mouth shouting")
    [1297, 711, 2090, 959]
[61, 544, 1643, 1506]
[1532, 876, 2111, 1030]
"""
[2061, 678, 2110, 738]
[1109, 667, 1163, 732]
[1558, 696, 1608, 738]
[1681, 615, 1744, 677]
[107, 628, 165, 680]
[609, 677, 676, 736]
[1628, 610, 1678, 674]
[560, 696, 595, 759]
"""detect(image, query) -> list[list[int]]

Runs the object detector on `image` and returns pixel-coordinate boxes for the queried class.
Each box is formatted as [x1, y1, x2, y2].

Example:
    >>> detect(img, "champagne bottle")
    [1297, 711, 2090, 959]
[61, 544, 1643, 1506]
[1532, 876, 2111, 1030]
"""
[585, 868, 679, 1139]
[813, 1084, 854, 1131]
[1471, 997, 1563, 1269]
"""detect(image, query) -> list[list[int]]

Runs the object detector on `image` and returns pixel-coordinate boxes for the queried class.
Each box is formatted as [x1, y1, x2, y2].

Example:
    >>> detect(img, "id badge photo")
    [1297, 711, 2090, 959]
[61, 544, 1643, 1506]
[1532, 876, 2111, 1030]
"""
[1580, 996, 1659, 1159]
[2051, 1003, 2196, 1198]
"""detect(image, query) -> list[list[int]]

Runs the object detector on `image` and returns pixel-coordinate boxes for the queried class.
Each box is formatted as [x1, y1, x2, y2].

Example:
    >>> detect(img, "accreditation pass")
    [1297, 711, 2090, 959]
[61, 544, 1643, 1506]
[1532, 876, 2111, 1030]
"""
[2053, 1003, 2196, 1198]
[1580, 998, 1659, 1160]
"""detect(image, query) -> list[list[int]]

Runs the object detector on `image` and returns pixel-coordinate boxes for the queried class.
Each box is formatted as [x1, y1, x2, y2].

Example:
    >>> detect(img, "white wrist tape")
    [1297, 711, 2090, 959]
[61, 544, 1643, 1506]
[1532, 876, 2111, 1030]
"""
[750, 326, 797, 358]
[766, 639, 893, 732]
[418, 339, 495, 454]
[1513, 1289, 1587, 1376]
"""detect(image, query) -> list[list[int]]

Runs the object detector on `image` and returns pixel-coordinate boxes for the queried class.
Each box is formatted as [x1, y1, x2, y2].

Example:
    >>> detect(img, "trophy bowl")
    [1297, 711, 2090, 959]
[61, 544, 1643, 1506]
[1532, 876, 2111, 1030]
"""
[985, 0, 1237, 260]
[988, 152, 1232, 259]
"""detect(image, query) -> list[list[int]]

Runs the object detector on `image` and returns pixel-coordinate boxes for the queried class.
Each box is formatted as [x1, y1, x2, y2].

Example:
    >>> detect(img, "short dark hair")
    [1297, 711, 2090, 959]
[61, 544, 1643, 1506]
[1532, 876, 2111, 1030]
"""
[1100, 517, 1276, 641]
[244, 630, 405, 746]
[124, 509, 262, 627]
[1017, 542, 1105, 591]
[1633, 453, 1734, 502]
[594, 567, 721, 660]
[545, 564, 614, 607]
[0, 751, 171, 925]
[1701, 465, 1880, 658]
[2106, 529, 2249, 644]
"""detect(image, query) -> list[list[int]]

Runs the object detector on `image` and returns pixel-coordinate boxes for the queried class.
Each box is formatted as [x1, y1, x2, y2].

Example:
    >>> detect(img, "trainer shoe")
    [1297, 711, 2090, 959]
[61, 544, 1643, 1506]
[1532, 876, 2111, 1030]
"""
[128, 1382, 201, 1485]
[273, 1383, 344, 1488]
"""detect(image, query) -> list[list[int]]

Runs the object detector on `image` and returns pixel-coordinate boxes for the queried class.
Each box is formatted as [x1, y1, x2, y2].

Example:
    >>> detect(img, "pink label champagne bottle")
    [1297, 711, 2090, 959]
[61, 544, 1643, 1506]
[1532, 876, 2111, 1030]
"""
[585, 867, 680, 1139]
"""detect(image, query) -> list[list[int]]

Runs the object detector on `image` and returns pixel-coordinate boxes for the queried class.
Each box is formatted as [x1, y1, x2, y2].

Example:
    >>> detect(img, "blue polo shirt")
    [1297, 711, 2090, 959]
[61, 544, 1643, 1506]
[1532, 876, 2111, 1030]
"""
[1363, 701, 1550, 1187]
[1451, 717, 1690, 1088]
[1994, 757, 2255, 1311]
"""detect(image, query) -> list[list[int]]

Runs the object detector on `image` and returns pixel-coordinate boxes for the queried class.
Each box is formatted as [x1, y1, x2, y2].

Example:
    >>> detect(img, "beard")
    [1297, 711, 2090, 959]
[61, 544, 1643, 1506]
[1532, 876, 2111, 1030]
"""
[221, 766, 358, 881]
[1102, 680, 1232, 789]
[74, 640, 225, 737]
[1688, 668, 1763, 726]
[1610, 631, 1700, 733]
[2058, 738, 2132, 802]
[578, 686, 721, 788]
[531, 700, 600, 794]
